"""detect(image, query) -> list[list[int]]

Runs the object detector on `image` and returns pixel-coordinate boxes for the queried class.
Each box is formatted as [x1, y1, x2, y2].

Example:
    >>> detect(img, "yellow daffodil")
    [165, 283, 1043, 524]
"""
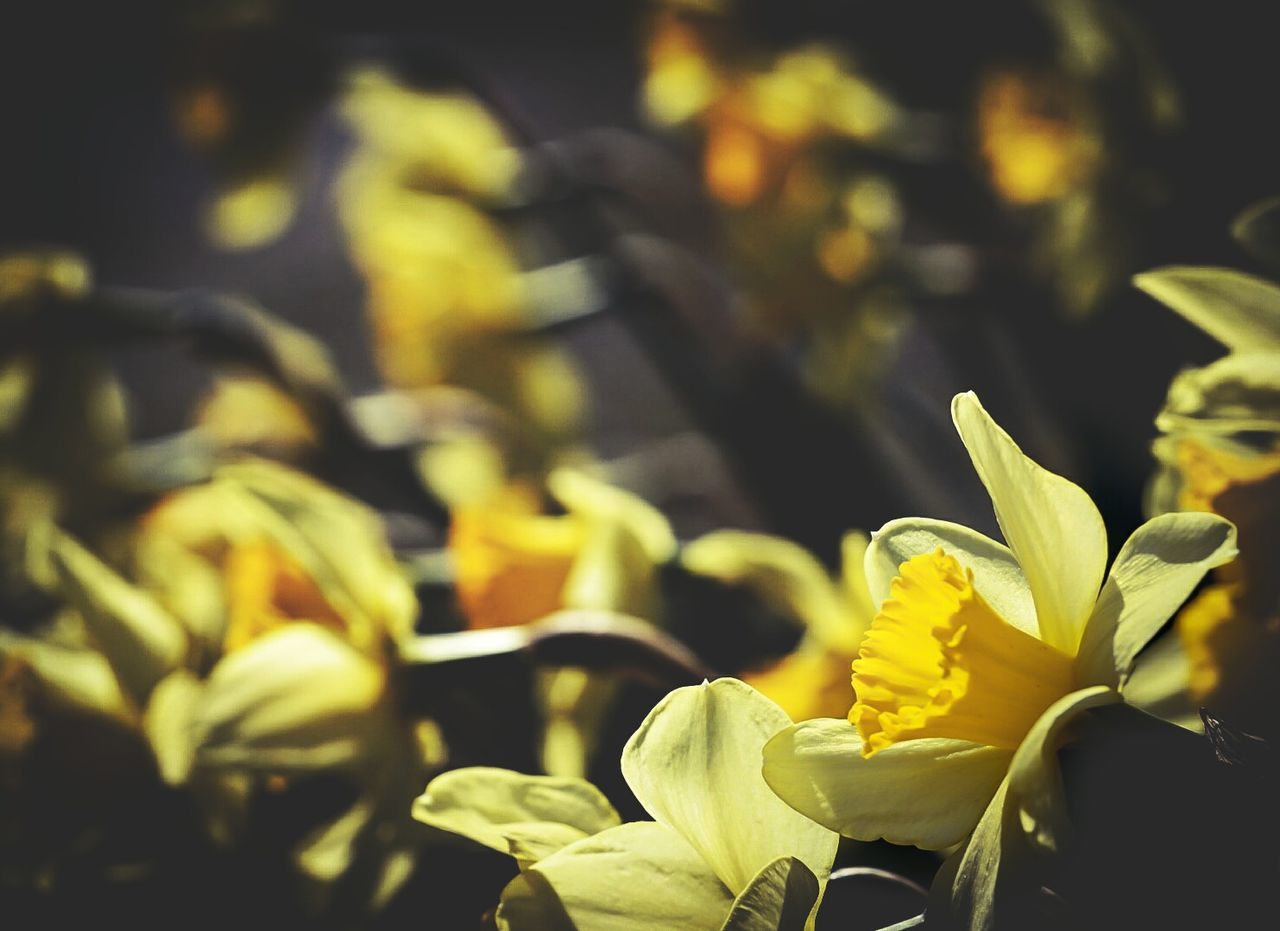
[44, 460, 417, 777]
[414, 678, 838, 930]
[36, 459, 424, 893]
[682, 529, 874, 720]
[448, 467, 677, 777]
[1137, 262, 1280, 733]
[976, 69, 1096, 207]
[450, 468, 677, 632]
[762, 392, 1235, 930]
[336, 69, 586, 453]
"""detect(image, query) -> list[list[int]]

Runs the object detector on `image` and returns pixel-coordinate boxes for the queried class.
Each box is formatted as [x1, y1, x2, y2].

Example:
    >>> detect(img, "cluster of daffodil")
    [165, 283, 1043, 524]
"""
[336, 69, 588, 472]
[641, 0, 912, 406]
[405, 389, 1235, 930]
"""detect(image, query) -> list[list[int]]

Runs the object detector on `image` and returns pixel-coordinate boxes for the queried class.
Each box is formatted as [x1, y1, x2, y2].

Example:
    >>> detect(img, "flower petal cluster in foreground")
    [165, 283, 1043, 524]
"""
[414, 678, 838, 930]
[762, 391, 1236, 927]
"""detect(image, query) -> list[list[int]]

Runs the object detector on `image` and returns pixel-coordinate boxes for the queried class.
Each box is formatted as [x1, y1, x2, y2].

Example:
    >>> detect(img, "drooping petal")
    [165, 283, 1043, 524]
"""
[1075, 512, 1237, 688]
[1121, 632, 1202, 732]
[1005, 685, 1119, 855]
[1134, 265, 1280, 352]
[496, 822, 735, 931]
[762, 719, 1011, 851]
[932, 778, 1011, 931]
[412, 766, 621, 864]
[864, 517, 1036, 637]
[192, 623, 384, 771]
[621, 678, 838, 896]
[951, 392, 1107, 653]
[938, 685, 1120, 931]
[719, 857, 819, 931]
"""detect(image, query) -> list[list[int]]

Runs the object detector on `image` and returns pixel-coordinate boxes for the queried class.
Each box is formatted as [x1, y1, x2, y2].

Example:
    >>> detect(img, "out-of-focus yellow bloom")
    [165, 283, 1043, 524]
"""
[193, 375, 318, 458]
[1139, 263, 1280, 733]
[30, 459, 425, 894]
[0, 250, 125, 590]
[449, 469, 677, 632]
[764, 392, 1234, 929]
[450, 487, 585, 631]
[1170, 437, 1280, 514]
[682, 529, 873, 721]
[336, 70, 586, 456]
[977, 70, 1097, 206]
[448, 468, 677, 778]
[641, 9, 909, 404]
[206, 176, 297, 250]
[415, 679, 838, 930]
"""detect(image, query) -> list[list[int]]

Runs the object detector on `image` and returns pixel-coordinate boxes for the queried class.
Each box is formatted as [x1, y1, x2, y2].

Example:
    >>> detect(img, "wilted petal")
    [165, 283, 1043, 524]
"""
[1076, 512, 1236, 688]
[412, 766, 620, 864]
[865, 517, 1036, 637]
[720, 857, 819, 931]
[497, 822, 734, 931]
[763, 719, 1010, 850]
[192, 624, 384, 771]
[622, 679, 837, 895]
[951, 392, 1106, 653]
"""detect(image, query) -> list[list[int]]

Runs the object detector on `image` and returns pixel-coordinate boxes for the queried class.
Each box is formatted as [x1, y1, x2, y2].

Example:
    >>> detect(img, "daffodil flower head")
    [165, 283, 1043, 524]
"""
[850, 548, 1076, 756]
[415, 678, 838, 930]
[763, 391, 1235, 928]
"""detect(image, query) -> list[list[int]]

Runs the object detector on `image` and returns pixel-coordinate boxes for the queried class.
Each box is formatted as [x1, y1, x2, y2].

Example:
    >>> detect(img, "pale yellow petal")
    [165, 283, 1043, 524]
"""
[48, 530, 187, 699]
[951, 392, 1106, 652]
[622, 678, 838, 895]
[1076, 512, 1236, 688]
[762, 718, 1011, 850]
[192, 624, 384, 771]
[1134, 265, 1280, 352]
[1005, 685, 1119, 854]
[497, 822, 734, 931]
[412, 766, 620, 863]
